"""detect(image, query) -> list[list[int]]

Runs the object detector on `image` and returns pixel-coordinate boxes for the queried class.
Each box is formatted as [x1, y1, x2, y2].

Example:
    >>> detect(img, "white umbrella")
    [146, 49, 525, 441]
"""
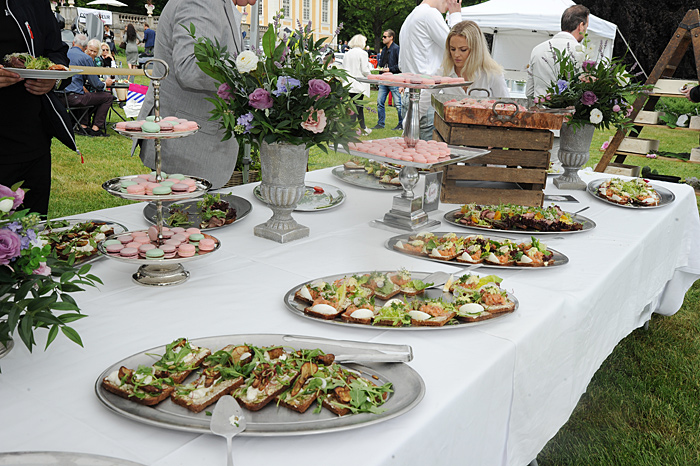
[86, 0, 128, 7]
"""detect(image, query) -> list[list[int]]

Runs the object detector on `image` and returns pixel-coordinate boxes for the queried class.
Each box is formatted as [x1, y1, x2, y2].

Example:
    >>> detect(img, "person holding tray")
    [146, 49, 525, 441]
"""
[435, 21, 509, 99]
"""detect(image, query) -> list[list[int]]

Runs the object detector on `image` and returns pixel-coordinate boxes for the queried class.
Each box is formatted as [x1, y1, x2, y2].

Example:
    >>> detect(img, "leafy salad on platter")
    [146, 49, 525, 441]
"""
[167, 193, 237, 229]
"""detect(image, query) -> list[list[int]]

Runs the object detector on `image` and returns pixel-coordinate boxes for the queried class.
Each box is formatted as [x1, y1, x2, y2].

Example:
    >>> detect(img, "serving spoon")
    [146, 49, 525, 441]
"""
[210, 395, 247, 466]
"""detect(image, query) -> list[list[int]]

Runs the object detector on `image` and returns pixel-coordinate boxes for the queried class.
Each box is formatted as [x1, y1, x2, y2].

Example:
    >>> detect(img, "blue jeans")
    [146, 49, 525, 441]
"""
[376, 85, 402, 128]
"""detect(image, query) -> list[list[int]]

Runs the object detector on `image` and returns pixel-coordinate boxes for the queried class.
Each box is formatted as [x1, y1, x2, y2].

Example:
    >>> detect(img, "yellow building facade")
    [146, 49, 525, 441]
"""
[236, 0, 338, 45]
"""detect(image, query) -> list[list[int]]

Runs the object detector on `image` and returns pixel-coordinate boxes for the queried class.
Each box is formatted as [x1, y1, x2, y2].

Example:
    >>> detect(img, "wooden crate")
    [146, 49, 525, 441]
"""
[433, 113, 551, 206]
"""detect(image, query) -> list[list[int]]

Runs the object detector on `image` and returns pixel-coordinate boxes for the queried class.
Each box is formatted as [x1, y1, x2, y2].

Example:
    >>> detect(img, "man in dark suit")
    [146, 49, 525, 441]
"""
[372, 29, 402, 130]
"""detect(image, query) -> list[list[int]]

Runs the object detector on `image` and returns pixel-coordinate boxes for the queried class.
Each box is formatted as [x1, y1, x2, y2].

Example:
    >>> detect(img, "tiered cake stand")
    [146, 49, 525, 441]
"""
[350, 77, 490, 231]
[100, 59, 220, 286]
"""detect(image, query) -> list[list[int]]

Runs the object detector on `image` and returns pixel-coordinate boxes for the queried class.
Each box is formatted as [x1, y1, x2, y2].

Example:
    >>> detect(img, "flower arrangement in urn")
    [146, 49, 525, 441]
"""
[0, 183, 101, 364]
[534, 45, 650, 130]
[188, 12, 360, 150]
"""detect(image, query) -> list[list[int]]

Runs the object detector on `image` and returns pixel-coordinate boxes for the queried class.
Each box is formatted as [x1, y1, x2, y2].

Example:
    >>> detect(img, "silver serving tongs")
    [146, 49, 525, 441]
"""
[282, 335, 413, 364]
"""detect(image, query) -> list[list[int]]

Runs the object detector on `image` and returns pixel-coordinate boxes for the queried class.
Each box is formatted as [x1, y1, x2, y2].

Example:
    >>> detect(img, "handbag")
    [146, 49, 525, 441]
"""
[119, 41, 126, 49]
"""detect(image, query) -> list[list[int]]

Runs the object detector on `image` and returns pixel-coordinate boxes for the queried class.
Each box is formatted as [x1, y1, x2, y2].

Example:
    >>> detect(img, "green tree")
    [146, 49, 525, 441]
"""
[338, 0, 486, 54]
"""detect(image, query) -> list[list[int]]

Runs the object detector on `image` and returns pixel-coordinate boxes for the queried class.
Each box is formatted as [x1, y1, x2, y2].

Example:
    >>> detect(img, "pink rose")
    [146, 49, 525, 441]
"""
[300, 108, 327, 134]
[217, 83, 233, 100]
[601, 141, 610, 150]
[0, 185, 24, 210]
[0, 229, 22, 266]
[33, 262, 51, 276]
[248, 88, 273, 109]
[308, 79, 331, 99]
[612, 104, 621, 112]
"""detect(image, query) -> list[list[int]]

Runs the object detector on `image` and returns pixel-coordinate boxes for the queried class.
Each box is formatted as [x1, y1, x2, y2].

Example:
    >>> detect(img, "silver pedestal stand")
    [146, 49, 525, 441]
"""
[352, 77, 487, 231]
[104, 59, 217, 286]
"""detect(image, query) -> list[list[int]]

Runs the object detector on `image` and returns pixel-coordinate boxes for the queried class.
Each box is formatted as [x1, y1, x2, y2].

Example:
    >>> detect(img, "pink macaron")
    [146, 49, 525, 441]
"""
[185, 227, 201, 235]
[119, 247, 138, 258]
[147, 226, 160, 242]
[198, 238, 216, 252]
[138, 243, 156, 257]
[118, 235, 134, 244]
[131, 231, 148, 238]
[134, 236, 151, 244]
[159, 244, 177, 259]
[178, 243, 196, 257]
[125, 241, 141, 249]
[106, 243, 124, 254]
[126, 184, 146, 195]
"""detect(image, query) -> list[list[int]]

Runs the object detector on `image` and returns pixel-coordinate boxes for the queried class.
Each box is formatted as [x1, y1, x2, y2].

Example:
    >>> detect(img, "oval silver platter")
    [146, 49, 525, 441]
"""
[0, 452, 145, 466]
[95, 334, 425, 436]
[284, 270, 518, 330]
[253, 182, 346, 211]
[331, 166, 401, 191]
[38, 218, 128, 266]
[586, 178, 676, 209]
[443, 208, 596, 235]
[96, 231, 221, 265]
[142, 194, 252, 231]
[386, 234, 569, 269]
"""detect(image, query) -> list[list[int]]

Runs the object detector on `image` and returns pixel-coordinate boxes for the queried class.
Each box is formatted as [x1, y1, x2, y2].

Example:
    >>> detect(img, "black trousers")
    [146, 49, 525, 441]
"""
[349, 92, 366, 129]
[0, 152, 51, 216]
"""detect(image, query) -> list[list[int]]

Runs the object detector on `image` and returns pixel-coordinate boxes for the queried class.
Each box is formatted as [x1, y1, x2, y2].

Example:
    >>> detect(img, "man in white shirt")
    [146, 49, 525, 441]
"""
[526, 4, 589, 100]
[526, 4, 588, 168]
[399, 0, 462, 140]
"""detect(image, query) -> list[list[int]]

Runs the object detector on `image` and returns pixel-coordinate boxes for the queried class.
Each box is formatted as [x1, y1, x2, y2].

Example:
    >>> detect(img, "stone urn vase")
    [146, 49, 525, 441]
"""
[554, 122, 595, 190]
[253, 141, 310, 243]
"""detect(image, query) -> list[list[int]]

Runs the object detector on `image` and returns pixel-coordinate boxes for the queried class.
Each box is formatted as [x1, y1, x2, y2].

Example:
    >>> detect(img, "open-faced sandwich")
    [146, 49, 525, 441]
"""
[452, 203, 584, 232]
[102, 364, 176, 406]
[596, 178, 660, 206]
[40, 220, 116, 263]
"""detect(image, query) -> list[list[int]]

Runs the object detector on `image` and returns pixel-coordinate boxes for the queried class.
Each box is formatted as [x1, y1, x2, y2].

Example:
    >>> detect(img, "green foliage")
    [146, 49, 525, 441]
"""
[537, 47, 651, 130]
[188, 14, 361, 152]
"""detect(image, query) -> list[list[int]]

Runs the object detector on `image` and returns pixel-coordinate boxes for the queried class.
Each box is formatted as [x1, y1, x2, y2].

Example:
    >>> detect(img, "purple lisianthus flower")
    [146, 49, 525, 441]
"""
[217, 83, 233, 100]
[581, 90, 598, 106]
[582, 60, 597, 71]
[308, 79, 331, 99]
[0, 229, 22, 266]
[272, 76, 301, 96]
[236, 112, 254, 133]
[556, 79, 569, 94]
[248, 88, 273, 110]
[0, 185, 24, 210]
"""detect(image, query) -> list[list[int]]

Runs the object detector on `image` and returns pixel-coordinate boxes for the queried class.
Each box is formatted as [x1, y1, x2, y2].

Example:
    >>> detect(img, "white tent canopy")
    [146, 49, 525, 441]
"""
[462, 0, 617, 76]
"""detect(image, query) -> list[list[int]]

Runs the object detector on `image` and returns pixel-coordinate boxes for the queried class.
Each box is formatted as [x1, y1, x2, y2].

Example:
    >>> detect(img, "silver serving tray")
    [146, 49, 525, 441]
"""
[96, 231, 221, 265]
[284, 270, 518, 330]
[112, 123, 200, 140]
[385, 234, 569, 269]
[142, 194, 252, 231]
[0, 452, 145, 466]
[102, 175, 212, 202]
[340, 137, 489, 169]
[443, 208, 596, 235]
[38, 218, 128, 265]
[587, 179, 676, 209]
[95, 334, 424, 436]
[331, 166, 401, 191]
[253, 182, 346, 211]
[357, 76, 473, 90]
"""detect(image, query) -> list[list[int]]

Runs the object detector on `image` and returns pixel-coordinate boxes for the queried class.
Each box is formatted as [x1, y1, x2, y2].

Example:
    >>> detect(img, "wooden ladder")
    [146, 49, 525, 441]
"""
[595, 8, 700, 172]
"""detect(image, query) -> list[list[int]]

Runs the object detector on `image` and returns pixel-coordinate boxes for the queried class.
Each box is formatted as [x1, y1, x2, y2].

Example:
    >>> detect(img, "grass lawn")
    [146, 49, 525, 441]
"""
[48, 87, 699, 465]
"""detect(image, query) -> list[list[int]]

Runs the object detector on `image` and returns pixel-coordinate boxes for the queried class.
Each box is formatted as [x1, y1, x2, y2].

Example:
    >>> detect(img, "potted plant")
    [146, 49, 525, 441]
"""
[0, 183, 101, 368]
[535, 45, 650, 189]
[188, 13, 359, 242]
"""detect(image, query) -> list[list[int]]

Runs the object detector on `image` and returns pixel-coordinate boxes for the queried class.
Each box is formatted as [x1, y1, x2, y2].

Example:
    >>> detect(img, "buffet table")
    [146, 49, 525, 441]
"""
[1, 167, 699, 466]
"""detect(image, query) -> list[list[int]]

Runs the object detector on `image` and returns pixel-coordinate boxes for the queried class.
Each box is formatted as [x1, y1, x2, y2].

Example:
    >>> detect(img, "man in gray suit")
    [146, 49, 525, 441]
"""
[135, 0, 253, 188]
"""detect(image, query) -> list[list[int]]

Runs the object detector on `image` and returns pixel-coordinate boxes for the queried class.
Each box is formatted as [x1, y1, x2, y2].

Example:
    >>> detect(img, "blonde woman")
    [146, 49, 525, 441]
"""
[342, 34, 372, 135]
[439, 21, 509, 99]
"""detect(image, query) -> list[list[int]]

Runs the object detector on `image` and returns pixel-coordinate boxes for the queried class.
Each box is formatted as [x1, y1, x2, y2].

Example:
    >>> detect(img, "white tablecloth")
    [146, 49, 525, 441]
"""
[1, 168, 699, 466]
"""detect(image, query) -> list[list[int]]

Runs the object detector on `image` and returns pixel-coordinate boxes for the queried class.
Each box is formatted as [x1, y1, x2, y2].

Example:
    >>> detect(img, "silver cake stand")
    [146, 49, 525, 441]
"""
[352, 77, 488, 231]
[104, 59, 219, 286]
[341, 138, 488, 231]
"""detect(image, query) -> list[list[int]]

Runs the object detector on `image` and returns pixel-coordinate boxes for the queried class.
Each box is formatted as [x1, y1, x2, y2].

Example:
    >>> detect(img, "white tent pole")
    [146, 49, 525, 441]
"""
[616, 29, 648, 80]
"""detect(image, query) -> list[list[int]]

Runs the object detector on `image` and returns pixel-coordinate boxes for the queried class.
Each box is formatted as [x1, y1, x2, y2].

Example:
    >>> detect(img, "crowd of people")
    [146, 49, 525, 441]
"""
[0, 0, 616, 212]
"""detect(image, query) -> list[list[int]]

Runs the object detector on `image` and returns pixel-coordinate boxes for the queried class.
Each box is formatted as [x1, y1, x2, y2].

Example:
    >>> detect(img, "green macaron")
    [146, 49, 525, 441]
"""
[145, 248, 165, 259]
[152, 186, 172, 195]
[142, 121, 161, 133]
